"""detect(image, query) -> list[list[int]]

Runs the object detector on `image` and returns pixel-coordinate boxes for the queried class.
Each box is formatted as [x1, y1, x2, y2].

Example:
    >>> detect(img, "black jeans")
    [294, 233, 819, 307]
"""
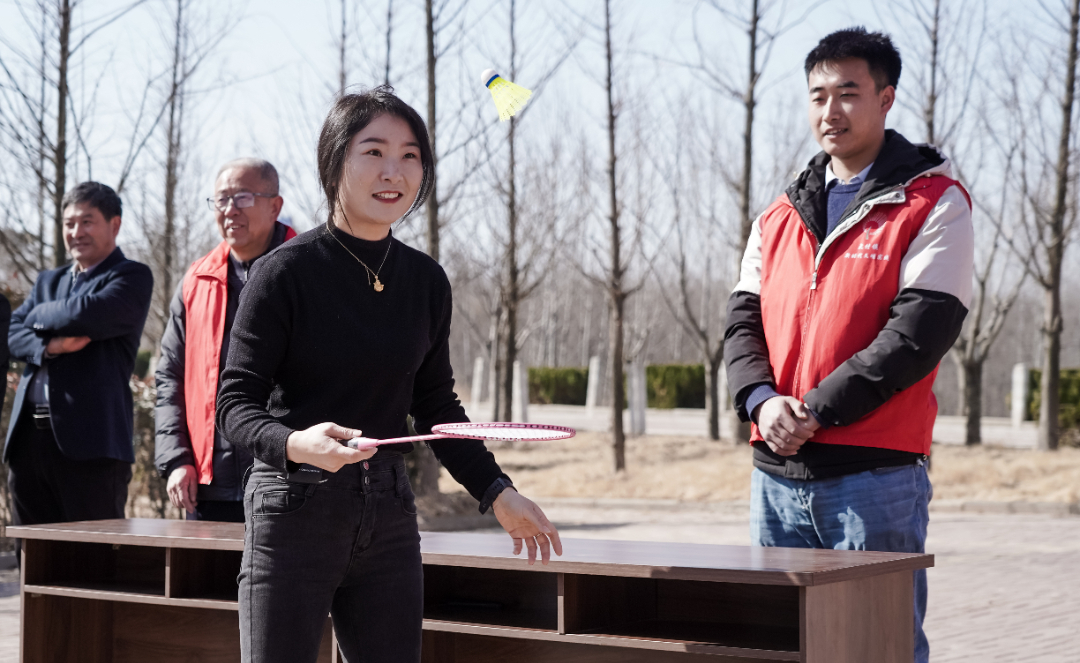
[239, 452, 422, 663]
[6, 412, 131, 526]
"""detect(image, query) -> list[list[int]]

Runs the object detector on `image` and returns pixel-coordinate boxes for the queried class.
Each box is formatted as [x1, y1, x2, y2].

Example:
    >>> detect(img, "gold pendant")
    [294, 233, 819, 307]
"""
[374, 277, 384, 292]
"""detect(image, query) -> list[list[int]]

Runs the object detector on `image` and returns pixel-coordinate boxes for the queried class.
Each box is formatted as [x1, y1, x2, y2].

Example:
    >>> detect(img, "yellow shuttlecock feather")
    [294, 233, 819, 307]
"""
[481, 68, 532, 121]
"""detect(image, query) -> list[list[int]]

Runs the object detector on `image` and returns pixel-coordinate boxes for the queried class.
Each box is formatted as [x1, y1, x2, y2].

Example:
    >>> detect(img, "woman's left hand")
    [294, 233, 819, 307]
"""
[492, 489, 563, 565]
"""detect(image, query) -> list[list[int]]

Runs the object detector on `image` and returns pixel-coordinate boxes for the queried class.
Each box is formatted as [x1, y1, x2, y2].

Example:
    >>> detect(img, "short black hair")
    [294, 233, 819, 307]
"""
[805, 27, 902, 91]
[316, 85, 434, 226]
[61, 181, 122, 220]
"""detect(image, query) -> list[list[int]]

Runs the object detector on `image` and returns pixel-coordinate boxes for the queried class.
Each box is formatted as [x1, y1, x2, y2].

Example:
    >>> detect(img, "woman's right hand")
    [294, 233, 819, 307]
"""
[286, 423, 377, 472]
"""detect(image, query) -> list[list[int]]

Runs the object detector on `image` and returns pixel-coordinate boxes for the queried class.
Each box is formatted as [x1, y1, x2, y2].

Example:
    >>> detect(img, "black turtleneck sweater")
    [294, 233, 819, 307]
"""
[216, 224, 506, 501]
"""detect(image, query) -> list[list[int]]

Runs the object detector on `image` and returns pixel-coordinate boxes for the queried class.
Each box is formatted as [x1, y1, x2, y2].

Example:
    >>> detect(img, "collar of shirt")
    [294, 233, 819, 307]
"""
[228, 251, 253, 286]
[70, 258, 104, 284]
[825, 161, 874, 187]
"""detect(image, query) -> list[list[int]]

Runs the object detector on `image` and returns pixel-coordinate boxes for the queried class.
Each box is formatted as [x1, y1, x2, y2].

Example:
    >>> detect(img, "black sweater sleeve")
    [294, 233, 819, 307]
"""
[413, 285, 506, 502]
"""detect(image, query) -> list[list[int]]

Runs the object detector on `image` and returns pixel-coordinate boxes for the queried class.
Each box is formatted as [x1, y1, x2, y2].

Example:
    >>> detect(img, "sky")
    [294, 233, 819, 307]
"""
[0, 0, 1043, 250]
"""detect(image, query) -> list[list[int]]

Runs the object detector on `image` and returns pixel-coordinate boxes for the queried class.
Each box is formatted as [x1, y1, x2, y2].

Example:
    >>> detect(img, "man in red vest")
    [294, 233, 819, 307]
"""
[724, 29, 973, 663]
[155, 158, 296, 522]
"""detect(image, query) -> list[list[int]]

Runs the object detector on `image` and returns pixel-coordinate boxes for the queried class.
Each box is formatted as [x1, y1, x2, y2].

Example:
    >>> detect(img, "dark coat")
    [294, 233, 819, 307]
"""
[0, 294, 9, 414]
[5, 247, 153, 463]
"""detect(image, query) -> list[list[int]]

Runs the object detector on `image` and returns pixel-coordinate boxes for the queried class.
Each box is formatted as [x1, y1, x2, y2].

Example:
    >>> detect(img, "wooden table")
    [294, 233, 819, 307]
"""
[6, 519, 933, 662]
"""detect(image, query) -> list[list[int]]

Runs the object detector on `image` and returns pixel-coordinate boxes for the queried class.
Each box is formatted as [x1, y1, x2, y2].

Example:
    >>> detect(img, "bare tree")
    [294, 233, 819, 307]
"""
[487, 0, 578, 421]
[888, 0, 1022, 445]
[691, 0, 824, 260]
[135, 0, 232, 348]
[997, 0, 1080, 450]
[1035, 0, 1080, 450]
[652, 104, 726, 440]
[598, 0, 632, 471]
[0, 0, 148, 268]
[678, 0, 823, 442]
[0, 0, 150, 278]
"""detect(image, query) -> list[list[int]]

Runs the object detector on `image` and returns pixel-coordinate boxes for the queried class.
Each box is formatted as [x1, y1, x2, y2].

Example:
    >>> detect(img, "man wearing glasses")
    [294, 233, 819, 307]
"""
[154, 158, 295, 522]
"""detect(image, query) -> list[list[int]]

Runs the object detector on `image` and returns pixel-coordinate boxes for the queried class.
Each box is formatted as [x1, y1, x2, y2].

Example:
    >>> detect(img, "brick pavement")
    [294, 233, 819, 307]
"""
[0, 507, 1075, 661]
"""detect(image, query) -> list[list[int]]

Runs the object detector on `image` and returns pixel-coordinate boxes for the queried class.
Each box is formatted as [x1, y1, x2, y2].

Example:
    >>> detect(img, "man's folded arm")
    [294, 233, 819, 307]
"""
[23, 262, 154, 341]
[7, 291, 48, 366]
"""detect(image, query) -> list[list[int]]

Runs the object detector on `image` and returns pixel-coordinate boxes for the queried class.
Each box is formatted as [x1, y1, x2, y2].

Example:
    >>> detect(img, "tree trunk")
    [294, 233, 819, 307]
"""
[412, 443, 441, 496]
[603, 0, 625, 472]
[705, 353, 720, 441]
[1038, 285, 1062, 451]
[1038, 0, 1079, 451]
[160, 0, 184, 345]
[52, 0, 72, 267]
[36, 8, 47, 269]
[499, 212, 518, 421]
[424, 0, 439, 263]
[609, 295, 626, 471]
[737, 0, 758, 255]
[962, 359, 982, 446]
[384, 0, 393, 85]
[338, 0, 347, 95]
[499, 2, 520, 422]
[925, 0, 940, 145]
[490, 306, 503, 421]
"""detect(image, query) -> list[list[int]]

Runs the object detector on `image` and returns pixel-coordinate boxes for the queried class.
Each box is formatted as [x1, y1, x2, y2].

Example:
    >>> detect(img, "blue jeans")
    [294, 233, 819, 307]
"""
[750, 463, 932, 663]
[239, 452, 422, 663]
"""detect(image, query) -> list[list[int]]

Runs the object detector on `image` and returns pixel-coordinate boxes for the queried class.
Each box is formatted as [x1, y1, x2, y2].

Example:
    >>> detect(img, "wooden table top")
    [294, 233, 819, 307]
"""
[5, 519, 932, 586]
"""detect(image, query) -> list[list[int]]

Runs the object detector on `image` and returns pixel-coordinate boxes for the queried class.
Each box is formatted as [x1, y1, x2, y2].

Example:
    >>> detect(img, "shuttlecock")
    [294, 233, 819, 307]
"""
[481, 68, 532, 121]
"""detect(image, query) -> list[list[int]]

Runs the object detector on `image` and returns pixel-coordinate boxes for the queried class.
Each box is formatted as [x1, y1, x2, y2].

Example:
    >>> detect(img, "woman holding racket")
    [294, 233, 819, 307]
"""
[216, 86, 561, 663]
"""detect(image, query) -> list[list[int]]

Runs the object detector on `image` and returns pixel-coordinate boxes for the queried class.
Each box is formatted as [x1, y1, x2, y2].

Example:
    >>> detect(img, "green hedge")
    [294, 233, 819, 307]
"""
[134, 349, 152, 380]
[1029, 368, 1080, 429]
[647, 364, 705, 409]
[527, 363, 708, 409]
[529, 367, 589, 405]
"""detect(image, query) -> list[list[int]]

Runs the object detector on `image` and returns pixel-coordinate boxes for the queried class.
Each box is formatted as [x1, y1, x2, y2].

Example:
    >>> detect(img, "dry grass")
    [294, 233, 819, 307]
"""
[439, 432, 1080, 504]
[930, 444, 1080, 503]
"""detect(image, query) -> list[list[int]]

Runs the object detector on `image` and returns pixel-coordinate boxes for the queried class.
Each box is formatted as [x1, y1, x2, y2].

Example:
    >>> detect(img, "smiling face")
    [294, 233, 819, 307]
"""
[807, 57, 894, 179]
[335, 113, 423, 240]
[63, 202, 121, 269]
[213, 166, 283, 262]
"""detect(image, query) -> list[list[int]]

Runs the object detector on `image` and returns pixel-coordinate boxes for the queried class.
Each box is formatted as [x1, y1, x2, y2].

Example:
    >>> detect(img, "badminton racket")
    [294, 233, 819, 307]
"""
[346, 422, 574, 450]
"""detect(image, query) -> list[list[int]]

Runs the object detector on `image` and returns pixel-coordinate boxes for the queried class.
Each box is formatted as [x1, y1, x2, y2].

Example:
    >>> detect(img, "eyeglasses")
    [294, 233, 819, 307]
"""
[206, 191, 275, 212]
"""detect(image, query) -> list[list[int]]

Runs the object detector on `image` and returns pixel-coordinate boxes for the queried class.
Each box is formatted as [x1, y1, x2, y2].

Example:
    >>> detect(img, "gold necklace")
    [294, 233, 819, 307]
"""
[326, 221, 392, 292]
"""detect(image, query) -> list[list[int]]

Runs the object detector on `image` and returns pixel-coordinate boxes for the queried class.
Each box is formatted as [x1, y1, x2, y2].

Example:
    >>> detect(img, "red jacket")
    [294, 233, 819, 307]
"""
[182, 229, 295, 484]
[726, 133, 973, 456]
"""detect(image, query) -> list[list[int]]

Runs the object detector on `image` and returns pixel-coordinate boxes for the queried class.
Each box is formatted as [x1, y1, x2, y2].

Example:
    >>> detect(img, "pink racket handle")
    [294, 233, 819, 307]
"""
[347, 433, 449, 450]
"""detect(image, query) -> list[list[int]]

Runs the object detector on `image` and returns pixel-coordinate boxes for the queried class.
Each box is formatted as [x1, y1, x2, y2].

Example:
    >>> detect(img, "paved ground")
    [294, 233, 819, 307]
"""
[466, 402, 1040, 448]
[1, 504, 1075, 661]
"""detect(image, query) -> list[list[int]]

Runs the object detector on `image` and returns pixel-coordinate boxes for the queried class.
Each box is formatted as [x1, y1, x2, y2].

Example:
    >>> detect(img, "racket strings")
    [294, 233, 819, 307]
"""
[433, 423, 574, 442]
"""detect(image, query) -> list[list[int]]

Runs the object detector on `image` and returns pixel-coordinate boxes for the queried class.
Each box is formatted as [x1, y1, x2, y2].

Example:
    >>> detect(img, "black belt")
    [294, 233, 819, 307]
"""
[31, 405, 51, 430]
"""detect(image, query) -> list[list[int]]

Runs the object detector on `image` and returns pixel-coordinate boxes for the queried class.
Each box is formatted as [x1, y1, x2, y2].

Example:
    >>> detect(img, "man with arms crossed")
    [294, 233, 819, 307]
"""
[155, 158, 294, 522]
[6, 182, 153, 525]
[724, 28, 973, 663]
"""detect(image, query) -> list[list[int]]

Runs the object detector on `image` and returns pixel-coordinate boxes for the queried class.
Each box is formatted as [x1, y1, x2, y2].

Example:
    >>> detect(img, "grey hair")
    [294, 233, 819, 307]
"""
[215, 158, 280, 195]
